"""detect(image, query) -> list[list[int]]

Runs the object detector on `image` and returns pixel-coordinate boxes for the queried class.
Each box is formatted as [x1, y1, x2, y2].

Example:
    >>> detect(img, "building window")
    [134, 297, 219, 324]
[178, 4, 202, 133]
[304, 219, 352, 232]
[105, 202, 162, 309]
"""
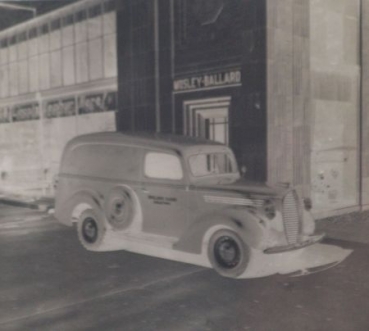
[175, 0, 243, 48]
[89, 4, 102, 18]
[75, 10, 87, 23]
[9, 35, 16, 46]
[17, 32, 27, 43]
[1, 38, 8, 48]
[51, 19, 61, 31]
[40, 23, 49, 35]
[63, 14, 74, 27]
[0, 1, 117, 97]
[104, 0, 115, 13]
[28, 27, 38, 40]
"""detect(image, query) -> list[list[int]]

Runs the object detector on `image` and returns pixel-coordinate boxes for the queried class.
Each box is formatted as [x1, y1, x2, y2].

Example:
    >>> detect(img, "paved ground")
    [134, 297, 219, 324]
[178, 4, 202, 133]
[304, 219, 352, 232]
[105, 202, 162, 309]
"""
[316, 210, 369, 245]
[0, 204, 369, 331]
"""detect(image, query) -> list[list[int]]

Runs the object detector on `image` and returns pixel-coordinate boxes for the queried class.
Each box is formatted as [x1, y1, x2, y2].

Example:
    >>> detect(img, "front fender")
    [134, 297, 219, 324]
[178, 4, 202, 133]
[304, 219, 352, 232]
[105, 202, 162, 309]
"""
[55, 190, 102, 226]
[174, 208, 265, 254]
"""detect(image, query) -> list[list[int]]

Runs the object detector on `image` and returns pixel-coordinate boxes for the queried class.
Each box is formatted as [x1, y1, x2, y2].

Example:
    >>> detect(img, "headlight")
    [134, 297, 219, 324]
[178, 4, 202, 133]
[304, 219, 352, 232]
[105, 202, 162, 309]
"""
[263, 199, 276, 219]
[53, 174, 59, 190]
[304, 198, 312, 211]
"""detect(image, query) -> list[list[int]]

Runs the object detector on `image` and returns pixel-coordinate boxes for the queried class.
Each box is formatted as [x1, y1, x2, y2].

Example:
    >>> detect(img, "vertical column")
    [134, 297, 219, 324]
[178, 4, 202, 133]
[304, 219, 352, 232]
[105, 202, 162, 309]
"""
[361, 0, 369, 205]
[266, 0, 311, 196]
[116, 0, 173, 132]
[116, 0, 132, 130]
[238, 0, 267, 182]
[292, 0, 311, 197]
[157, 0, 174, 133]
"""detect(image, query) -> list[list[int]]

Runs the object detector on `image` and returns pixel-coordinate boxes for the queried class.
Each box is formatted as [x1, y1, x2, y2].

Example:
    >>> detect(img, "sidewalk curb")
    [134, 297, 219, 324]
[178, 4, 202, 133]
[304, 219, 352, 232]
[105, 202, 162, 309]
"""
[316, 209, 369, 245]
[0, 197, 54, 212]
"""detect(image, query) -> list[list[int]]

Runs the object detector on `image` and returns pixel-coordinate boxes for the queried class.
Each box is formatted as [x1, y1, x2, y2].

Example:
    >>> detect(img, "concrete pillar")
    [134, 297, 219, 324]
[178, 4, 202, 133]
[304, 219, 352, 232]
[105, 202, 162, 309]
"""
[361, 0, 369, 206]
[266, 0, 311, 197]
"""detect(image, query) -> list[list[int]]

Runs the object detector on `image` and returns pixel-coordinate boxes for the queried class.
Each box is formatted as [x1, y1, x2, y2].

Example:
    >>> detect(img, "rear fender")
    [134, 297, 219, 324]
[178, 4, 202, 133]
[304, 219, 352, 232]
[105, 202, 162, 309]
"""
[55, 190, 102, 226]
[174, 208, 265, 254]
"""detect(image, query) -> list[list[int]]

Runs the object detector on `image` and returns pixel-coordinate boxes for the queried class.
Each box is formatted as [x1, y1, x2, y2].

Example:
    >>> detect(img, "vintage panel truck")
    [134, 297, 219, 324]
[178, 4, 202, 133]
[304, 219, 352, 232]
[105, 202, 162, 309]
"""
[55, 132, 351, 278]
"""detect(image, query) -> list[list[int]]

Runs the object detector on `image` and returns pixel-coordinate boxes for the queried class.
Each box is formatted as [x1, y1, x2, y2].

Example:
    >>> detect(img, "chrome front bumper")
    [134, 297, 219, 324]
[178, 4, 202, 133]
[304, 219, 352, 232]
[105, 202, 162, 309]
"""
[263, 233, 325, 254]
[237, 241, 353, 279]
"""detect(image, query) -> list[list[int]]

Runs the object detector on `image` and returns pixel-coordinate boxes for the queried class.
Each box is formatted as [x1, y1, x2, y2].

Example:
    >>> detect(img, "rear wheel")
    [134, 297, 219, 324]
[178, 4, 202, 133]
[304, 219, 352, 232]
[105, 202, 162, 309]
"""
[77, 209, 106, 250]
[208, 229, 250, 278]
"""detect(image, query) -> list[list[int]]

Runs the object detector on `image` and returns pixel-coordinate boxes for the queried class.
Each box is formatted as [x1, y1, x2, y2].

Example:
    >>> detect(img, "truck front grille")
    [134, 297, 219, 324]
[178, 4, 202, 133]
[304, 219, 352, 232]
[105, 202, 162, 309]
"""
[282, 190, 301, 244]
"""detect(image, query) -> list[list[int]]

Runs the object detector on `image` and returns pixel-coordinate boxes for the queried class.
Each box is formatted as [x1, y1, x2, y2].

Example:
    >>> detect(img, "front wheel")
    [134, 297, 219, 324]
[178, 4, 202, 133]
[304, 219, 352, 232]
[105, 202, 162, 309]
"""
[208, 229, 250, 278]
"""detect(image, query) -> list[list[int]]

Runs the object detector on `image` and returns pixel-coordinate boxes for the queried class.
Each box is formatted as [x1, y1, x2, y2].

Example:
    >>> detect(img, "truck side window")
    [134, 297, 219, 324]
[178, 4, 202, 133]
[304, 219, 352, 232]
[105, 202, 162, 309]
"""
[144, 152, 183, 180]
[189, 153, 235, 177]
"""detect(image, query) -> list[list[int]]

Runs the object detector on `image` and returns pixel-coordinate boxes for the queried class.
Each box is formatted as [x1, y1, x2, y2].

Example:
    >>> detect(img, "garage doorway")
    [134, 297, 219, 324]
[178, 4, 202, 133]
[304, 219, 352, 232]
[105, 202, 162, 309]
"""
[183, 96, 231, 145]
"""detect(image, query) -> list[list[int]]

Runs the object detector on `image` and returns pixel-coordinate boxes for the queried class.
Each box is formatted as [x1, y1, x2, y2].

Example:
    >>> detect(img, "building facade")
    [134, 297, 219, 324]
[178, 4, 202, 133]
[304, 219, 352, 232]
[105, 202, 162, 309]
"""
[116, 0, 367, 218]
[0, 0, 368, 219]
[0, 0, 117, 196]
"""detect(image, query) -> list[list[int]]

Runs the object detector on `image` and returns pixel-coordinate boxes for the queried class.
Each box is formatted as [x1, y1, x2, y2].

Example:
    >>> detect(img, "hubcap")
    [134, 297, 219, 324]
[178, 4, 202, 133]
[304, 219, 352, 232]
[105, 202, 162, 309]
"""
[113, 200, 125, 217]
[214, 236, 241, 269]
[82, 217, 98, 243]
[109, 196, 131, 225]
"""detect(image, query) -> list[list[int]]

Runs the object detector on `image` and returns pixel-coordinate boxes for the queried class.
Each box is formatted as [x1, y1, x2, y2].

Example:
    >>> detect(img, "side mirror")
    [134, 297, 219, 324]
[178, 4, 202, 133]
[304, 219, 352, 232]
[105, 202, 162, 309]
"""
[240, 165, 247, 177]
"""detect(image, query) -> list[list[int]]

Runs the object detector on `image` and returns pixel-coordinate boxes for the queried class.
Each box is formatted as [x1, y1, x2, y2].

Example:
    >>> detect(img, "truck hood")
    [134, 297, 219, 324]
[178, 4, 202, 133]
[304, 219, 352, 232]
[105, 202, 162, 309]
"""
[193, 178, 286, 197]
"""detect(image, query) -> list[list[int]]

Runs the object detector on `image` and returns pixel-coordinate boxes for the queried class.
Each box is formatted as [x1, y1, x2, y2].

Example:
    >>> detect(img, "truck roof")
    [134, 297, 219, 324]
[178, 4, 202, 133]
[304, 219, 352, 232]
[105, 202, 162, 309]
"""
[67, 131, 222, 152]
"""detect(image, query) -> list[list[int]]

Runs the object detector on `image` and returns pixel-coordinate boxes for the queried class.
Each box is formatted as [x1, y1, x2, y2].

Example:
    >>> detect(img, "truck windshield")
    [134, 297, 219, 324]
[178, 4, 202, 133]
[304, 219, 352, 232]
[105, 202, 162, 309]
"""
[189, 153, 236, 177]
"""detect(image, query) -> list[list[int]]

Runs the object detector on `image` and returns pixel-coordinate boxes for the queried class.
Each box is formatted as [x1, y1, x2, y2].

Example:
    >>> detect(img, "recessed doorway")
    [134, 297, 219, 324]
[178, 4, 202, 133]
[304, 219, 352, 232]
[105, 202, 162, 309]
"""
[183, 96, 231, 145]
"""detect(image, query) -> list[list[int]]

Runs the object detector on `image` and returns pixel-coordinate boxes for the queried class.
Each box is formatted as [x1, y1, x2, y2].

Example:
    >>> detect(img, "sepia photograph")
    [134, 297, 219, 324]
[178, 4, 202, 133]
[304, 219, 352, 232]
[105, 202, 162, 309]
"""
[0, 0, 366, 330]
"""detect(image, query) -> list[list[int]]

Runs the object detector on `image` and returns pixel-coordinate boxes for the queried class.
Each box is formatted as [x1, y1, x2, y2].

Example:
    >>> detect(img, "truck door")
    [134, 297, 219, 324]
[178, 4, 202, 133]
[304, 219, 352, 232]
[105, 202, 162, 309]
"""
[137, 151, 190, 238]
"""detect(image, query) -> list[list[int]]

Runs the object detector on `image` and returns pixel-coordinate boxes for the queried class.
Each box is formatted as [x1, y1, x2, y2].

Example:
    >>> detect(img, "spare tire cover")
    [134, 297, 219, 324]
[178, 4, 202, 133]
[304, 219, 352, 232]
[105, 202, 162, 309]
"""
[105, 187, 134, 230]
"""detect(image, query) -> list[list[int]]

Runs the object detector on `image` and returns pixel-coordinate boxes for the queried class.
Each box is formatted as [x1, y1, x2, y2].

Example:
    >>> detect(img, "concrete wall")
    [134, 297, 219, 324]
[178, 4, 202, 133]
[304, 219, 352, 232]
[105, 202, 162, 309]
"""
[310, 0, 360, 213]
[0, 0, 118, 197]
[0, 99, 116, 197]
[265, 0, 362, 215]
